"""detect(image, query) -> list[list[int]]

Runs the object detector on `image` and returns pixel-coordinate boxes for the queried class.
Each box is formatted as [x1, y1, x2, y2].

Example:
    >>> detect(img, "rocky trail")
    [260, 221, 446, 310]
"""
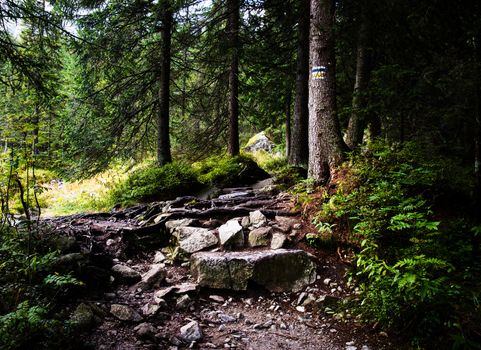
[41, 181, 397, 350]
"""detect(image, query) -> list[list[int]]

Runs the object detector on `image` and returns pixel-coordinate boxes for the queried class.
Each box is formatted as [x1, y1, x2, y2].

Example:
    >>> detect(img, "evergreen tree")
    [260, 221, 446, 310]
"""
[308, 0, 346, 182]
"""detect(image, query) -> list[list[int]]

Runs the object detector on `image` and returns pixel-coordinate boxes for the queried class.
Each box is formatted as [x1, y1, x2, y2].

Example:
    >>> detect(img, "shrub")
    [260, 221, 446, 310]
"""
[0, 301, 68, 350]
[0, 224, 82, 349]
[320, 141, 481, 346]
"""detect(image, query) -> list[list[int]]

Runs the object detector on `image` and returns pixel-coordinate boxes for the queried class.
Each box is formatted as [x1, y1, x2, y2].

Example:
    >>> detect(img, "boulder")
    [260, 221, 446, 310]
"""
[218, 219, 244, 250]
[111, 264, 141, 284]
[191, 249, 317, 292]
[243, 131, 275, 153]
[248, 227, 271, 247]
[173, 226, 218, 254]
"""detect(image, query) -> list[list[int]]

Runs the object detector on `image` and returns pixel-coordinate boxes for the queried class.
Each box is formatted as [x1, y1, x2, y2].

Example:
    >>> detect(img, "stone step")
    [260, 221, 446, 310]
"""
[190, 249, 317, 292]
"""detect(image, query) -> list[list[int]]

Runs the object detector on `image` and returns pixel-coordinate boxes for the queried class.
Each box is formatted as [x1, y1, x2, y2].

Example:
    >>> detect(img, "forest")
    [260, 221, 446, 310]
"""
[0, 0, 480, 349]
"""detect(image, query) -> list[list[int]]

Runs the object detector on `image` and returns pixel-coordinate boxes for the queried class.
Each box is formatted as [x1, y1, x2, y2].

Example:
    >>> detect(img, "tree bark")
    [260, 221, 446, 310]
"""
[474, 37, 481, 216]
[345, 9, 371, 150]
[227, 0, 240, 156]
[288, 0, 310, 167]
[157, 0, 173, 166]
[308, 0, 346, 182]
[285, 88, 292, 157]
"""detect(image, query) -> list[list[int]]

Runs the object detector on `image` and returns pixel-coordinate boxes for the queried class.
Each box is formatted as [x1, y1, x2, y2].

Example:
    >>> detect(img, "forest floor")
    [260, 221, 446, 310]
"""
[44, 181, 403, 350]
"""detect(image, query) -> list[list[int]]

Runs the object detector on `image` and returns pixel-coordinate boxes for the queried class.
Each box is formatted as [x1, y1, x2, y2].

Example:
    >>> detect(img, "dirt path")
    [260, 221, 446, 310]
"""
[44, 184, 399, 350]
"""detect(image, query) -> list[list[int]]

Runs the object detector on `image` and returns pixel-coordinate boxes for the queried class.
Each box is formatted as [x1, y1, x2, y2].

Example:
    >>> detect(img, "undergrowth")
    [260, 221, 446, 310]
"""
[0, 225, 83, 349]
[315, 141, 481, 348]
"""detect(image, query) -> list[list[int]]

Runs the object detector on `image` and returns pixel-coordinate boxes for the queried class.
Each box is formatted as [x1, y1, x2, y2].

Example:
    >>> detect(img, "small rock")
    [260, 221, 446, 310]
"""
[137, 264, 166, 290]
[295, 306, 305, 313]
[249, 210, 267, 227]
[346, 347, 357, 350]
[180, 321, 203, 342]
[316, 295, 340, 307]
[170, 336, 183, 346]
[141, 303, 160, 316]
[270, 232, 287, 249]
[297, 292, 307, 305]
[70, 303, 97, 331]
[153, 251, 167, 263]
[218, 313, 237, 323]
[323, 278, 332, 286]
[165, 219, 197, 233]
[293, 223, 302, 230]
[240, 217, 250, 228]
[302, 294, 317, 306]
[111, 264, 142, 284]
[379, 331, 388, 337]
[176, 294, 191, 309]
[134, 322, 156, 340]
[218, 219, 244, 250]
[209, 295, 225, 303]
[248, 227, 272, 247]
[154, 286, 175, 301]
[361, 346, 371, 350]
[174, 282, 198, 294]
[110, 304, 143, 322]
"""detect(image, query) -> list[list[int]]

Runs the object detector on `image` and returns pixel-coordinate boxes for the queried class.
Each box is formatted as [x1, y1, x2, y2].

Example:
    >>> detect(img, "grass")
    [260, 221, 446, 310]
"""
[39, 169, 124, 216]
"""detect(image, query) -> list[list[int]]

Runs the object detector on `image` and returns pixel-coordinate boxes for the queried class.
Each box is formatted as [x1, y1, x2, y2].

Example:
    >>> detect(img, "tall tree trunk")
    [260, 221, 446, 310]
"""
[227, 0, 240, 156]
[285, 88, 292, 157]
[308, 0, 347, 182]
[157, 0, 173, 166]
[289, 0, 310, 166]
[473, 36, 481, 258]
[345, 9, 371, 149]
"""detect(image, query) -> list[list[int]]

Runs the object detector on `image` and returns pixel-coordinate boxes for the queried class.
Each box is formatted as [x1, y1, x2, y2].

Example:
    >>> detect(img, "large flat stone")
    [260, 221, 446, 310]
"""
[190, 249, 317, 292]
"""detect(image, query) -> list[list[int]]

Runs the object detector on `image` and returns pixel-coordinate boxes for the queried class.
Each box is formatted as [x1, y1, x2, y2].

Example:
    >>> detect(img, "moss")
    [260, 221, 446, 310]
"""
[109, 162, 201, 205]
[194, 155, 269, 187]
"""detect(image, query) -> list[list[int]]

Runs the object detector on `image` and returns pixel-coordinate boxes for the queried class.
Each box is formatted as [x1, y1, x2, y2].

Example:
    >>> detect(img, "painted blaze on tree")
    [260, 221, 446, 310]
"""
[307, 0, 346, 183]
